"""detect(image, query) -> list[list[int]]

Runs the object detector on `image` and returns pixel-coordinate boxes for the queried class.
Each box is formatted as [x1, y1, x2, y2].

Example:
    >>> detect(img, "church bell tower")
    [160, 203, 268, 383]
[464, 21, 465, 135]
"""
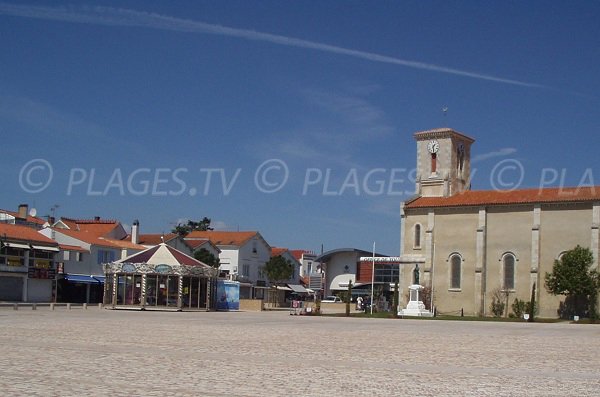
[414, 128, 474, 197]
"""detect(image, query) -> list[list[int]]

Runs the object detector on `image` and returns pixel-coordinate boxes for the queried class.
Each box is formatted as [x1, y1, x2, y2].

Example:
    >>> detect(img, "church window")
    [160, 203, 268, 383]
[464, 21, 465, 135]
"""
[450, 254, 461, 289]
[431, 153, 437, 173]
[414, 224, 421, 248]
[503, 254, 516, 290]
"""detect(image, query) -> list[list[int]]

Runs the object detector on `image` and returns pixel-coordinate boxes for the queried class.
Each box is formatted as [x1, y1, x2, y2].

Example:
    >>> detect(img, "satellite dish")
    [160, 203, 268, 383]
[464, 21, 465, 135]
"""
[29, 208, 37, 217]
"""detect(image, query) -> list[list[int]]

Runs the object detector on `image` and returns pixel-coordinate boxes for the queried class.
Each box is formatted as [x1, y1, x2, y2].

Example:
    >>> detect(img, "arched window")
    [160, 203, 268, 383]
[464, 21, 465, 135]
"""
[503, 254, 515, 290]
[414, 224, 421, 248]
[450, 254, 461, 289]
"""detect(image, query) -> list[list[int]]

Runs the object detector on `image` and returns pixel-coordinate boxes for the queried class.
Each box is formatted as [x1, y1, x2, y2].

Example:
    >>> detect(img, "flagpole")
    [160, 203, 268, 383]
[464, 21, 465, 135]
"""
[370, 241, 375, 315]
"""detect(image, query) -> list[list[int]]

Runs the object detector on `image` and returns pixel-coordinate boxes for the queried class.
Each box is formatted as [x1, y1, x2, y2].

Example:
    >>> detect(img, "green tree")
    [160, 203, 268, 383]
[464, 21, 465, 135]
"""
[545, 245, 600, 320]
[173, 217, 213, 236]
[528, 282, 536, 323]
[262, 255, 294, 307]
[193, 248, 220, 269]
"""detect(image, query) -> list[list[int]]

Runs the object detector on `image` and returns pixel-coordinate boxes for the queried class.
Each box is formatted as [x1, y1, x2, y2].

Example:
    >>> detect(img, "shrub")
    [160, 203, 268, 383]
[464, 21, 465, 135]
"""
[511, 298, 527, 318]
[510, 298, 539, 319]
[490, 289, 505, 317]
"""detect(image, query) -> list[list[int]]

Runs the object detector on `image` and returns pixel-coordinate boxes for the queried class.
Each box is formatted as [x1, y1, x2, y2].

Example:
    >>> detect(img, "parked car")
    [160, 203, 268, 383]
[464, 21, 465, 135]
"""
[321, 296, 342, 303]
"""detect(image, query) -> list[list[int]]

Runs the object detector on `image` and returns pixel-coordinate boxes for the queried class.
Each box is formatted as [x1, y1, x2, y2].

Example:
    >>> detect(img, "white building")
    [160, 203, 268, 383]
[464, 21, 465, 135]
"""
[184, 231, 271, 298]
[39, 217, 146, 303]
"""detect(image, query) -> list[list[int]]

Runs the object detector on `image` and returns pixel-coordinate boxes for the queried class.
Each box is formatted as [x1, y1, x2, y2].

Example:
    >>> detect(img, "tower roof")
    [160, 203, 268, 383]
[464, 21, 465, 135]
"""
[413, 127, 475, 143]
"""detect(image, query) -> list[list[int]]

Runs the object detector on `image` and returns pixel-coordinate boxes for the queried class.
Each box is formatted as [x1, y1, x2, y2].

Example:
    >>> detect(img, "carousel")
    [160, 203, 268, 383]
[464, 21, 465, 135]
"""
[103, 243, 218, 311]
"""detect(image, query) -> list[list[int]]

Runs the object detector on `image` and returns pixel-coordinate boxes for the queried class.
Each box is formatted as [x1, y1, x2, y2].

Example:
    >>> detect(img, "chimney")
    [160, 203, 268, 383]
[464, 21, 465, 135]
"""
[47, 216, 56, 225]
[131, 220, 140, 244]
[18, 204, 28, 219]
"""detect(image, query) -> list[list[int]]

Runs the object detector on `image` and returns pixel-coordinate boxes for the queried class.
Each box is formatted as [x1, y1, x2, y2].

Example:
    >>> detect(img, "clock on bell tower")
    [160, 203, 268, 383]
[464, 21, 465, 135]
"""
[413, 128, 474, 197]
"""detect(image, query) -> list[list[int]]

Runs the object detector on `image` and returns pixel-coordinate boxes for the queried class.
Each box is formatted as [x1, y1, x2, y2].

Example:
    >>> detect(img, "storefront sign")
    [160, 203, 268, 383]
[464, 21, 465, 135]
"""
[28, 266, 56, 279]
[7, 256, 23, 267]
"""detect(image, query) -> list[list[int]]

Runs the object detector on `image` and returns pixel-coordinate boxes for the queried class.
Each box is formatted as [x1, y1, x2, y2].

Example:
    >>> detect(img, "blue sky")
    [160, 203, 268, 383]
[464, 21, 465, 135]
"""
[1, 1, 599, 255]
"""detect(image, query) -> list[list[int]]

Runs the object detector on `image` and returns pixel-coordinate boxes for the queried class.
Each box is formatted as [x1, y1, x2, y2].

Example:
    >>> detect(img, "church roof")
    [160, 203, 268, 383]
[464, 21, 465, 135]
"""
[405, 186, 600, 209]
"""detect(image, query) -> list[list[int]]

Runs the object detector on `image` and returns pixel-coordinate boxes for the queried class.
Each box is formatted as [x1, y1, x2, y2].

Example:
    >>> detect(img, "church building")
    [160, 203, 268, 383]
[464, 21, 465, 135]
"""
[400, 128, 600, 318]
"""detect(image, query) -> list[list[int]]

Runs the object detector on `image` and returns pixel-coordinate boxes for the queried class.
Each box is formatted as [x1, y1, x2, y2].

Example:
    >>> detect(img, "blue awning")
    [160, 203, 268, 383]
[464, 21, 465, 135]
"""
[64, 274, 105, 284]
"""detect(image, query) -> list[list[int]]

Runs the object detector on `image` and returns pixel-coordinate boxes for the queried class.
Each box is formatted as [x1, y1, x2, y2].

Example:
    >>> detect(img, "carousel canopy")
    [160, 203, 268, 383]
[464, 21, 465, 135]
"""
[117, 243, 208, 267]
[106, 243, 217, 278]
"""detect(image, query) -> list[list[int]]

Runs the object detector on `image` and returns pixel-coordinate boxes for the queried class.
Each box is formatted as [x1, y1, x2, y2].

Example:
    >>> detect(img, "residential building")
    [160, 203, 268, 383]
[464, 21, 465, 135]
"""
[39, 217, 146, 303]
[0, 223, 59, 302]
[271, 247, 302, 285]
[290, 249, 318, 281]
[184, 231, 271, 298]
[182, 235, 221, 259]
[126, 220, 194, 255]
[0, 204, 47, 229]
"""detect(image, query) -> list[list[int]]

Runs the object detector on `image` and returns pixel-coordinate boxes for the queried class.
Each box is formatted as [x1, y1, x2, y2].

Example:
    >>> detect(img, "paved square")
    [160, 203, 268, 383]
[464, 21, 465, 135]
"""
[1, 307, 599, 396]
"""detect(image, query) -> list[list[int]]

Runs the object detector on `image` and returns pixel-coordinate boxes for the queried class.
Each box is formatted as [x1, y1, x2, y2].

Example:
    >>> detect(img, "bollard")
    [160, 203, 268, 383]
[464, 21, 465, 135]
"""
[13, 303, 18, 310]
[32, 303, 37, 310]
[83, 303, 87, 310]
[50, 303, 55, 311]
[98, 303, 103, 309]
[67, 303, 71, 310]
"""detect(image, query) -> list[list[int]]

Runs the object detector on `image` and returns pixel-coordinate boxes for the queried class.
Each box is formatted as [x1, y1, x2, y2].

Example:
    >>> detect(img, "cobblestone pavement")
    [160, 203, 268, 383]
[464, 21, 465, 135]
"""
[1, 307, 599, 396]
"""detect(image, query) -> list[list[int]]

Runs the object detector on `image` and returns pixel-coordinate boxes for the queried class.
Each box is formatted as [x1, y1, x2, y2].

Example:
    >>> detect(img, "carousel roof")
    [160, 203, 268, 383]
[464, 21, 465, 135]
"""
[117, 243, 211, 268]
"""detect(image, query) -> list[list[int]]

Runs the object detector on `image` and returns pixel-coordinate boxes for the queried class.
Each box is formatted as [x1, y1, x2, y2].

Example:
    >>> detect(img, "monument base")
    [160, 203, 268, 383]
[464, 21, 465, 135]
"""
[398, 284, 434, 317]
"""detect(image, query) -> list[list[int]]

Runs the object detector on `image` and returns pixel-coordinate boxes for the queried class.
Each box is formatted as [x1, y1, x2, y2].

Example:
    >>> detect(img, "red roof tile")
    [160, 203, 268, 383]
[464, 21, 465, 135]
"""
[59, 244, 89, 253]
[0, 223, 58, 246]
[0, 209, 46, 225]
[52, 228, 145, 250]
[185, 231, 258, 246]
[58, 217, 120, 236]
[289, 249, 315, 260]
[184, 238, 210, 249]
[405, 186, 600, 209]
[124, 233, 178, 245]
[271, 247, 288, 257]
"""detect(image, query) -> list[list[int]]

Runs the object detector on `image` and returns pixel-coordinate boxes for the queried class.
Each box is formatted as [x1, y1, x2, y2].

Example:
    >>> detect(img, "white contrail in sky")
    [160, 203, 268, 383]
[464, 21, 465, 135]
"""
[0, 3, 545, 88]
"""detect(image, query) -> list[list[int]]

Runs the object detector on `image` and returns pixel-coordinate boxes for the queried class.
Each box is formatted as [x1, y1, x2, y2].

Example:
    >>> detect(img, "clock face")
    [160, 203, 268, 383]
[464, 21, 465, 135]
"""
[427, 140, 439, 154]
